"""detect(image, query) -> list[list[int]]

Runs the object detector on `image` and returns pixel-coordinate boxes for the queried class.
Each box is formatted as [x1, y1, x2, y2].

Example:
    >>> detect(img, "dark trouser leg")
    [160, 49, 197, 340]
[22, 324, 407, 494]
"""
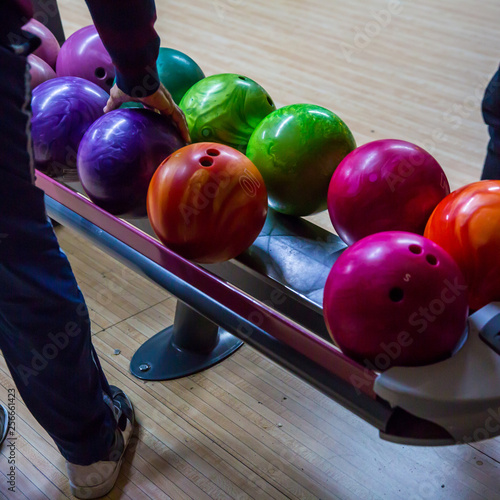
[481, 68, 500, 180]
[0, 43, 115, 466]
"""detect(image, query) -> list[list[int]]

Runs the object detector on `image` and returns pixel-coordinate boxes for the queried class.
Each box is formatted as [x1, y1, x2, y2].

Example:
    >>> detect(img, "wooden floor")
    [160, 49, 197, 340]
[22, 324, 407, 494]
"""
[2, 0, 500, 498]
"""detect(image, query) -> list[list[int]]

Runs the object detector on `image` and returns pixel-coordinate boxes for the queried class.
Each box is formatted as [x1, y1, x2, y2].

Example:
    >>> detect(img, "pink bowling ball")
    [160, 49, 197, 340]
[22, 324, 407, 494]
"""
[28, 54, 56, 90]
[323, 231, 469, 369]
[23, 19, 60, 69]
[56, 25, 115, 92]
[327, 139, 450, 245]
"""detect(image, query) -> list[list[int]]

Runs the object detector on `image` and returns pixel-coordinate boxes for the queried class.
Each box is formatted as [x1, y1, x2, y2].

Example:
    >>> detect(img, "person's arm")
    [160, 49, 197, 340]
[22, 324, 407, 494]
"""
[85, 0, 159, 97]
[84, 0, 190, 141]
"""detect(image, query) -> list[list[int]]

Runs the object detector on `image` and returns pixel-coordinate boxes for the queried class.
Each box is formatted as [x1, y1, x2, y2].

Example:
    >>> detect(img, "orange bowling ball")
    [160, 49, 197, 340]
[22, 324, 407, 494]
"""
[424, 180, 500, 310]
[147, 142, 268, 263]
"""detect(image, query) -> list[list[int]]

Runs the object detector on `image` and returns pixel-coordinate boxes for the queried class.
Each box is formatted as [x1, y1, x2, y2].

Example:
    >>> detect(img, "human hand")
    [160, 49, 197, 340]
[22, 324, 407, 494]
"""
[103, 83, 191, 143]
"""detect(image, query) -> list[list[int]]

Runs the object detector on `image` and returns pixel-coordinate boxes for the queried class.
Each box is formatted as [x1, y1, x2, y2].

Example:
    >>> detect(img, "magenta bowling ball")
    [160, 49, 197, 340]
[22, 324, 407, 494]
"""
[23, 19, 60, 69]
[323, 231, 469, 369]
[77, 109, 186, 216]
[327, 139, 450, 245]
[28, 54, 56, 90]
[32, 77, 109, 174]
[56, 25, 115, 92]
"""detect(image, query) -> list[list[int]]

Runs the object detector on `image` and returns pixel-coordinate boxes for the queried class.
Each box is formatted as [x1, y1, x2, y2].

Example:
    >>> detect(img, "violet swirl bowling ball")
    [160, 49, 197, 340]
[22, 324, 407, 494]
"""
[323, 232, 469, 369]
[77, 109, 186, 216]
[56, 25, 115, 92]
[327, 139, 450, 245]
[31, 77, 109, 174]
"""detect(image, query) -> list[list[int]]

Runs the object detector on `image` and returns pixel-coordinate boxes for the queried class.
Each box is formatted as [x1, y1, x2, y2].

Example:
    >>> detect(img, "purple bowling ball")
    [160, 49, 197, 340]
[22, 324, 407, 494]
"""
[323, 231, 469, 369]
[31, 77, 109, 174]
[28, 54, 56, 90]
[77, 109, 186, 216]
[56, 25, 115, 92]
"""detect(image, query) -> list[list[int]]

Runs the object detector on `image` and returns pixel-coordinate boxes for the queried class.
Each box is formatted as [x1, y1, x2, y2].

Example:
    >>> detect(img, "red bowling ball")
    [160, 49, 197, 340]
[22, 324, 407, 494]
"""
[328, 139, 450, 245]
[56, 25, 115, 92]
[425, 180, 500, 310]
[23, 19, 60, 69]
[147, 143, 268, 263]
[323, 231, 469, 369]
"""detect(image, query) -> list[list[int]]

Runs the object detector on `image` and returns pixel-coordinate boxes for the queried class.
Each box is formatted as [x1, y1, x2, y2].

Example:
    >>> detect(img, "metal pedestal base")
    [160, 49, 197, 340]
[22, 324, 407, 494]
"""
[130, 302, 243, 380]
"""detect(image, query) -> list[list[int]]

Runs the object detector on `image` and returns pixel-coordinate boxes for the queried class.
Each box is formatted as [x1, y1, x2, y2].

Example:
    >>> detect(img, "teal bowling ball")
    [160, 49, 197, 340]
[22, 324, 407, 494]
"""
[114, 48, 203, 107]
[157, 47, 205, 104]
[246, 104, 356, 216]
[119, 101, 144, 109]
[179, 73, 276, 152]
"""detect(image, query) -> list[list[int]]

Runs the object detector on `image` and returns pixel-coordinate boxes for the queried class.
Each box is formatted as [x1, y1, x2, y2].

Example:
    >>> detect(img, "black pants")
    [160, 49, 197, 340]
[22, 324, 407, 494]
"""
[482, 68, 500, 180]
[0, 41, 115, 465]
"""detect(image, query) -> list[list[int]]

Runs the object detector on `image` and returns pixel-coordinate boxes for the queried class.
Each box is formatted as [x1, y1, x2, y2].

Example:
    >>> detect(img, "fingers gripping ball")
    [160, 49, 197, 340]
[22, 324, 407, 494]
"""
[147, 143, 268, 263]
[323, 232, 469, 370]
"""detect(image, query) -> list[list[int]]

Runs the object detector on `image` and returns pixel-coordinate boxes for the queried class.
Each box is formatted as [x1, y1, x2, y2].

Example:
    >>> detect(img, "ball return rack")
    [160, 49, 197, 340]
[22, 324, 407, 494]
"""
[36, 171, 500, 446]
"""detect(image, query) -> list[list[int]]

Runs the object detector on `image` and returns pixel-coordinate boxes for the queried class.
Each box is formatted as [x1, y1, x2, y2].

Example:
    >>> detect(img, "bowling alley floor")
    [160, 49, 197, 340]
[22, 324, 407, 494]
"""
[1, 0, 500, 498]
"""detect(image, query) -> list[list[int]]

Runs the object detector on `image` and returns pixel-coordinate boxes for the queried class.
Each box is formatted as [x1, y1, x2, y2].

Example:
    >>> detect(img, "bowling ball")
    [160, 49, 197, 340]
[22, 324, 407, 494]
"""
[23, 19, 60, 69]
[246, 104, 356, 216]
[323, 231, 469, 369]
[147, 143, 268, 263]
[56, 25, 115, 92]
[28, 54, 56, 90]
[328, 139, 450, 245]
[424, 180, 500, 310]
[179, 73, 275, 152]
[157, 48, 205, 104]
[32, 77, 109, 174]
[119, 102, 144, 109]
[78, 109, 185, 216]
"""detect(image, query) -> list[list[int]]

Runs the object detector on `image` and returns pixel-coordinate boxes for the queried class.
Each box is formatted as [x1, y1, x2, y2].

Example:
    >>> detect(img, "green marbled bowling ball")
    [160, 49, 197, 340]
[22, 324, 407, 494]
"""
[246, 104, 356, 216]
[179, 73, 276, 152]
[157, 48, 205, 104]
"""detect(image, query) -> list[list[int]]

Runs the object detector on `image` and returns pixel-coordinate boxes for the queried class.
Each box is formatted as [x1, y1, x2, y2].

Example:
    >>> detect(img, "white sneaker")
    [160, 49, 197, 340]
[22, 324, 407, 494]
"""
[66, 386, 135, 499]
[0, 403, 8, 445]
